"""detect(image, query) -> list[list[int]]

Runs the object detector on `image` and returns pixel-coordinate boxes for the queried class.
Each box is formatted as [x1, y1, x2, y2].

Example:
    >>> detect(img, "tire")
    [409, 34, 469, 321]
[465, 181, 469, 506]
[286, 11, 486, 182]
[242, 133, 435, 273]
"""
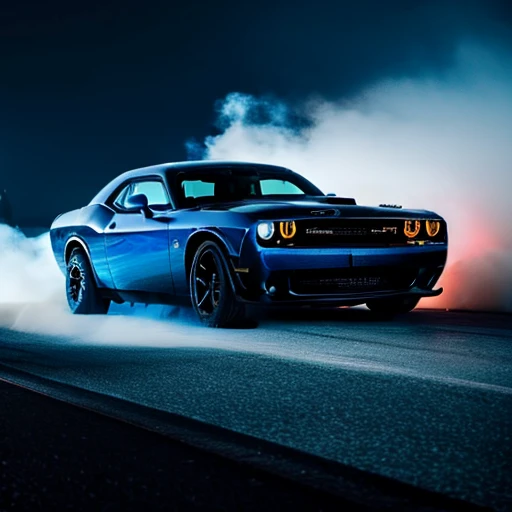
[66, 247, 110, 315]
[190, 241, 257, 328]
[366, 296, 420, 316]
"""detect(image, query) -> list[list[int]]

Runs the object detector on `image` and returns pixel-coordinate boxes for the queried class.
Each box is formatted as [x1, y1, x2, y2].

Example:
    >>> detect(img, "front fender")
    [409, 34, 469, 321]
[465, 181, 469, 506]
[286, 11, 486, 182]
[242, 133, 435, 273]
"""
[173, 227, 248, 297]
[187, 227, 247, 258]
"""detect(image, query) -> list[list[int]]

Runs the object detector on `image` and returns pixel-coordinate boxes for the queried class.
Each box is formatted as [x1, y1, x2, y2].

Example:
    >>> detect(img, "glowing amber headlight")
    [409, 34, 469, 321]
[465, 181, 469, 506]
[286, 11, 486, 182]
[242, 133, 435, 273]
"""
[279, 221, 297, 239]
[404, 220, 420, 238]
[426, 220, 441, 237]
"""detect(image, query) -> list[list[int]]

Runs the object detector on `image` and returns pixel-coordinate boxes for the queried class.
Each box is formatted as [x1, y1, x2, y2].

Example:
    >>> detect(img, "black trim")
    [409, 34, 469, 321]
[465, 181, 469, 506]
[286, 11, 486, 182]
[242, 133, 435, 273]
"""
[101, 288, 190, 306]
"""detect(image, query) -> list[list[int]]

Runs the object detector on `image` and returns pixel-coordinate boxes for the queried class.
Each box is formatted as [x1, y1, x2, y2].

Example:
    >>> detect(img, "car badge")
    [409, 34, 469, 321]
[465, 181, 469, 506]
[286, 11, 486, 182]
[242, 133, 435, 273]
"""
[371, 227, 398, 234]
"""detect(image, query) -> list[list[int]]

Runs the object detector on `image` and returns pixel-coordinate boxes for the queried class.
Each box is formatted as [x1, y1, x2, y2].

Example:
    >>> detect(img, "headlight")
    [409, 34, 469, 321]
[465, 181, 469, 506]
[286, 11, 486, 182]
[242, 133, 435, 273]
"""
[257, 222, 275, 240]
[426, 220, 441, 237]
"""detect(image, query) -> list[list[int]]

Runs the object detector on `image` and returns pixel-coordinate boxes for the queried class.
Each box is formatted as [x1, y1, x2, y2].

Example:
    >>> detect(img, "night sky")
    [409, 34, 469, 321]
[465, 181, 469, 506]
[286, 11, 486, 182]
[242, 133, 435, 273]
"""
[1, 0, 511, 226]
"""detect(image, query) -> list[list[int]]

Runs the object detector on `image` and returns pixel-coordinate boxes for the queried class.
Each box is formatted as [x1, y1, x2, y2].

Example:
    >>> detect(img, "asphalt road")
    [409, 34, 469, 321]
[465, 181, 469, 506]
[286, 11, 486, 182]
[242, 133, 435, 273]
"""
[0, 304, 510, 510]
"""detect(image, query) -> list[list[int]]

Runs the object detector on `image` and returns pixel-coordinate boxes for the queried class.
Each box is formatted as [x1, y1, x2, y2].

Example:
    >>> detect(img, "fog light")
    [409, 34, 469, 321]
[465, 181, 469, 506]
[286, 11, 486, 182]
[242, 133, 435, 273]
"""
[257, 222, 275, 240]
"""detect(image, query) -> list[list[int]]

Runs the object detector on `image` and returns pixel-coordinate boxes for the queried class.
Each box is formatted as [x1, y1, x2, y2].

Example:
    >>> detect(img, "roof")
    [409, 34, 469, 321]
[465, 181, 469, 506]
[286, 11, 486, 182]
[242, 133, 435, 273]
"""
[128, 160, 291, 176]
[89, 160, 294, 205]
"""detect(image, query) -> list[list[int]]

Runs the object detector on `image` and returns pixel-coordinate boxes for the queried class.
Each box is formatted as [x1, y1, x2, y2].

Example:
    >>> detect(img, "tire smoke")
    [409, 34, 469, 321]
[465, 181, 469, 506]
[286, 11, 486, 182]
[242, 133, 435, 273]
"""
[0, 48, 510, 316]
[0, 225, 63, 304]
[193, 45, 512, 312]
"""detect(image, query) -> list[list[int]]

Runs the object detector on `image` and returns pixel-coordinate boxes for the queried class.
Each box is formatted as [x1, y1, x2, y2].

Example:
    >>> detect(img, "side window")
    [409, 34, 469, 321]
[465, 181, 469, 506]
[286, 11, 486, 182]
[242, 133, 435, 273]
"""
[260, 179, 304, 195]
[132, 181, 170, 207]
[182, 180, 215, 199]
[113, 180, 171, 211]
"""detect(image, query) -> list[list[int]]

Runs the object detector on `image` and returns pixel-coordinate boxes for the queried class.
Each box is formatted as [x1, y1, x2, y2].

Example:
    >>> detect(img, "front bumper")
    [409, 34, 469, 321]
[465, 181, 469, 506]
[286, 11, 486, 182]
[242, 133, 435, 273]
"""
[235, 243, 448, 306]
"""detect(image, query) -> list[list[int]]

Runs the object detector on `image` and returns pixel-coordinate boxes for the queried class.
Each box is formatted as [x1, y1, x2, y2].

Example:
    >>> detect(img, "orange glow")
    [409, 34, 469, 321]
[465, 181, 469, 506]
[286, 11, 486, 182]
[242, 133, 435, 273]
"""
[280, 221, 297, 239]
[404, 220, 420, 238]
[422, 210, 508, 311]
[426, 220, 440, 237]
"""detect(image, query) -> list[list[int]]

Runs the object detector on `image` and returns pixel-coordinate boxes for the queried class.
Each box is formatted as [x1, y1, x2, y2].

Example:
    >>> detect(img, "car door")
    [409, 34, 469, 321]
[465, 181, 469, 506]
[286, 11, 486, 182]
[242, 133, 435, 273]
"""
[105, 178, 174, 295]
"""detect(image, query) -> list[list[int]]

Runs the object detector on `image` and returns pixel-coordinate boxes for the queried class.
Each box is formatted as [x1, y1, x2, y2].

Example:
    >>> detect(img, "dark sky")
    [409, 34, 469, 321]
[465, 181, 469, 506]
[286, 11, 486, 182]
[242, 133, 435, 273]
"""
[1, 0, 511, 225]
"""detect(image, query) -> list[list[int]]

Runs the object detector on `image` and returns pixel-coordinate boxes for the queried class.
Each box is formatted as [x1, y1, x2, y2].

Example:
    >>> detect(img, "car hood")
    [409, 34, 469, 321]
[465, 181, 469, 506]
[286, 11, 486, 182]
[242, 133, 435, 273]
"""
[196, 198, 441, 220]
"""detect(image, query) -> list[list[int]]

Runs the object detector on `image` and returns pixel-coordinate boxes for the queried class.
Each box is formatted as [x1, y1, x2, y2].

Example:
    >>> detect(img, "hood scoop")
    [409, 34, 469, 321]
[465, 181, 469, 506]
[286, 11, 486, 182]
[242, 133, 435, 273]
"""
[320, 196, 357, 206]
[310, 208, 338, 217]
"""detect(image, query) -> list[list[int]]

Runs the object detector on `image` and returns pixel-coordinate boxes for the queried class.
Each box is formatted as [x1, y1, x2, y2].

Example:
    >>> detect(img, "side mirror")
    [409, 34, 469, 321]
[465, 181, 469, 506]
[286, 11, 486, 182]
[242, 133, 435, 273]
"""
[326, 193, 336, 197]
[126, 194, 152, 218]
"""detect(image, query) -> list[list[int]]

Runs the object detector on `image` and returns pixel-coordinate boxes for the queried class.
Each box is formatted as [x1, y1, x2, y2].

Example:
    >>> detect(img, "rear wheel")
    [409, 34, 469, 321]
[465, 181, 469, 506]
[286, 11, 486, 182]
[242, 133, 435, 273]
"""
[66, 248, 110, 315]
[190, 241, 257, 328]
[366, 296, 420, 316]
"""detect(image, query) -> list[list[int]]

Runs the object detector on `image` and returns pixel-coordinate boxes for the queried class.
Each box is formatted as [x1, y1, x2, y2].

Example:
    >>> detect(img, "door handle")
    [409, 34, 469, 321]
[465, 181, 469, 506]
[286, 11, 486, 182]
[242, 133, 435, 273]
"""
[109, 222, 116, 229]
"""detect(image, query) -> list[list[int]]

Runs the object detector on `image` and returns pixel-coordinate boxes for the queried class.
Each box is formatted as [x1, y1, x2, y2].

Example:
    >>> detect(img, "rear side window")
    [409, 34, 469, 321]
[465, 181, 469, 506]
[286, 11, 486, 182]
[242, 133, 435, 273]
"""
[114, 180, 171, 210]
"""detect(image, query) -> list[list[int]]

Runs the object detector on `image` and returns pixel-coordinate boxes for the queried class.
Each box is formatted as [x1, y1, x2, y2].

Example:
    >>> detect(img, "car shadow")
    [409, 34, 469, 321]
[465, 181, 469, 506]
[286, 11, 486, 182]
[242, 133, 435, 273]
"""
[262, 306, 395, 324]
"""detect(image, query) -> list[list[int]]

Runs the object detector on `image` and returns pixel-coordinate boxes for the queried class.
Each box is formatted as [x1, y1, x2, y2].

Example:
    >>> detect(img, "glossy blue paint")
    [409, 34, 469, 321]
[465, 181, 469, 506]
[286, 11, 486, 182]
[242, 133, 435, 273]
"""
[351, 245, 447, 268]
[261, 248, 352, 271]
[105, 212, 173, 293]
[165, 209, 249, 296]
[236, 224, 447, 301]
[50, 205, 116, 289]
[255, 244, 447, 272]
[50, 160, 449, 309]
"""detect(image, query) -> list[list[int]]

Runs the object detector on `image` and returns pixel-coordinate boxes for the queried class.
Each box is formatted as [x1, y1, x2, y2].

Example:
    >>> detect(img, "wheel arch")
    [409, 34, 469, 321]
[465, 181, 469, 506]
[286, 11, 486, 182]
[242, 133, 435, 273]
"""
[64, 237, 101, 285]
[184, 230, 238, 293]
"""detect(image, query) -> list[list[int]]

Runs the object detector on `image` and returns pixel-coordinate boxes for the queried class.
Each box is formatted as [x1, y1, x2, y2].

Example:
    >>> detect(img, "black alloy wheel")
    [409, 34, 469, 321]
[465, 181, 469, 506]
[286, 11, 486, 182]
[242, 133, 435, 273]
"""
[190, 241, 256, 328]
[66, 248, 110, 315]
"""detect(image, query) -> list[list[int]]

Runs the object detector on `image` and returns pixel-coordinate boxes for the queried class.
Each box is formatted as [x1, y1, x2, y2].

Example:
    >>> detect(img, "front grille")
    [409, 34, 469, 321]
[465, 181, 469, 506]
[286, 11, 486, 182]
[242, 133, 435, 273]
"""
[290, 219, 446, 247]
[289, 268, 417, 295]
[306, 227, 369, 237]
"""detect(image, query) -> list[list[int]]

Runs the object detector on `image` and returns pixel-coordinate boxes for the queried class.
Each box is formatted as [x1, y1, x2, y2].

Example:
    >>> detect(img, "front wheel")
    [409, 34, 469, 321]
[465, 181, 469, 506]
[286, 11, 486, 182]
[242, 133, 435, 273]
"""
[366, 296, 420, 316]
[66, 248, 110, 315]
[190, 241, 257, 328]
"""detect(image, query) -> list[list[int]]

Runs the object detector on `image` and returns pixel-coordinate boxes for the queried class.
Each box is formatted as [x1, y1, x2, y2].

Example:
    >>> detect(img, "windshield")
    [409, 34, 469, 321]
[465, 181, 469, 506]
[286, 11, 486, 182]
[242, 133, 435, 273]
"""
[169, 168, 324, 208]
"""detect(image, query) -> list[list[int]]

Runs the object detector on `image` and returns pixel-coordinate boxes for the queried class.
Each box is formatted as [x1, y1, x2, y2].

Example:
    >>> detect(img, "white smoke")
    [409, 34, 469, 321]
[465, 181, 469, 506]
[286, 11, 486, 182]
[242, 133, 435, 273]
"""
[0, 46, 510, 318]
[0, 225, 64, 304]
[196, 44, 512, 312]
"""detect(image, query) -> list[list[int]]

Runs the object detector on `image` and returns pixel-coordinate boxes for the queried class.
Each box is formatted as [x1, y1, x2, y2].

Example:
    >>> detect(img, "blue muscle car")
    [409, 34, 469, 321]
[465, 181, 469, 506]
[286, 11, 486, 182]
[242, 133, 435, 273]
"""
[50, 161, 447, 327]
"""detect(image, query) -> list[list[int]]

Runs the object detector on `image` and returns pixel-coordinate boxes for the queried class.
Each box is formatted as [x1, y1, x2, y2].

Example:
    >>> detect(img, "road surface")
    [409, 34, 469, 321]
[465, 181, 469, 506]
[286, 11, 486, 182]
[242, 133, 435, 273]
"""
[0, 304, 510, 510]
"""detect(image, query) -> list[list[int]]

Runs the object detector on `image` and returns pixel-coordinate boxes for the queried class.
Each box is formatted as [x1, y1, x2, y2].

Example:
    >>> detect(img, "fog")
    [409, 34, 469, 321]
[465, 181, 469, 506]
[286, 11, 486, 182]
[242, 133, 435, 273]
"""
[0, 45, 511, 334]
[195, 44, 512, 312]
[0, 225, 63, 304]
